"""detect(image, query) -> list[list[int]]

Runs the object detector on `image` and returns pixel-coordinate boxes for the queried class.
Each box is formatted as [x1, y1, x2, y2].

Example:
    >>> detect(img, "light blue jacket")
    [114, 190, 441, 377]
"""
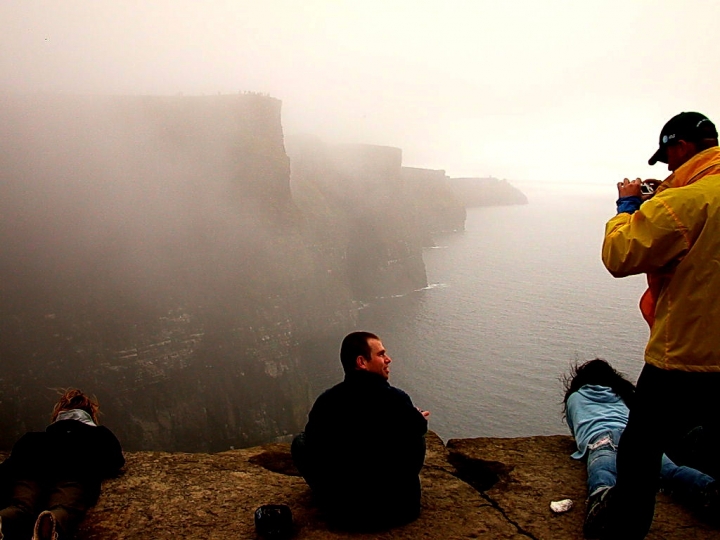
[566, 385, 628, 459]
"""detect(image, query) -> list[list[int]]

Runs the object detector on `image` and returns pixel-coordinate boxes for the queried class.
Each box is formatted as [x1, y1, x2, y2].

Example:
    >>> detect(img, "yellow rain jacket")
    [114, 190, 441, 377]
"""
[602, 146, 720, 372]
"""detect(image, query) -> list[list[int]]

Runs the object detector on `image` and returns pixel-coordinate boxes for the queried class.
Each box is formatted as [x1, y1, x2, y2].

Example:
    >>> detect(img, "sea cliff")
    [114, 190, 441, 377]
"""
[401, 167, 467, 247]
[0, 93, 351, 452]
[7, 433, 707, 539]
[0, 93, 527, 452]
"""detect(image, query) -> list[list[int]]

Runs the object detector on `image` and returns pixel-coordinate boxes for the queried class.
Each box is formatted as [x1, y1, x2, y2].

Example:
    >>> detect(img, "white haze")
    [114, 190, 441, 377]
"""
[2, 0, 720, 184]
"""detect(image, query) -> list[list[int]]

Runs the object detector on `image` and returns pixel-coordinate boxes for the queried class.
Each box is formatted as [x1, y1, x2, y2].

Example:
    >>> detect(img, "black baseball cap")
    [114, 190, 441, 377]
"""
[648, 112, 718, 165]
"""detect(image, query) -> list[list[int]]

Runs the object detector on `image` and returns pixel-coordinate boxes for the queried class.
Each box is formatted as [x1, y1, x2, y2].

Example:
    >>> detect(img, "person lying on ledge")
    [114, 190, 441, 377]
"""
[0, 389, 125, 540]
[563, 359, 719, 539]
[292, 331, 429, 530]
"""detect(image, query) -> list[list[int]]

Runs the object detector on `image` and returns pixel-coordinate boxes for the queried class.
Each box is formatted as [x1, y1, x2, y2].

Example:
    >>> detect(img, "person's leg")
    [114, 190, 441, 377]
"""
[583, 429, 622, 538]
[291, 432, 321, 492]
[670, 373, 720, 481]
[659, 371, 720, 525]
[586, 430, 621, 496]
[690, 426, 720, 480]
[669, 425, 720, 479]
[409, 435, 427, 476]
[659, 453, 714, 508]
[0, 479, 43, 539]
[290, 433, 308, 475]
[605, 366, 720, 539]
[605, 365, 670, 539]
[45, 481, 93, 539]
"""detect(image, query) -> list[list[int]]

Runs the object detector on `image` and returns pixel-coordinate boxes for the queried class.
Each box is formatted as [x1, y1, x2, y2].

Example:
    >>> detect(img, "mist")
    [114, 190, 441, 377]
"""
[0, 92, 324, 450]
[0, 89, 433, 450]
[1, 1, 719, 450]
[2, 1, 720, 183]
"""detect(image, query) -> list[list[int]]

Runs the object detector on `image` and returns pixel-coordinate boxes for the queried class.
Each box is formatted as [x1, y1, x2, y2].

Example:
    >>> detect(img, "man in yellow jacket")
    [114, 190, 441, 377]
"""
[596, 112, 720, 539]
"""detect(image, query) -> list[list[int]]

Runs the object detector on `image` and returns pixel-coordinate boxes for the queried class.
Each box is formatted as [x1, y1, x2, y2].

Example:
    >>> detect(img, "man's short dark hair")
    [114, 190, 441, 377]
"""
[697, 137, 719, 152]
[340, 331, 379, 374]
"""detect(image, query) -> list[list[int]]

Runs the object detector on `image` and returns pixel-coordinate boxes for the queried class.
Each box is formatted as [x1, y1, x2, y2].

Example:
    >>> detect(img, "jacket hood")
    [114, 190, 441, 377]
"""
[46, 418, 98, 434]
[577, 385, 623, 405]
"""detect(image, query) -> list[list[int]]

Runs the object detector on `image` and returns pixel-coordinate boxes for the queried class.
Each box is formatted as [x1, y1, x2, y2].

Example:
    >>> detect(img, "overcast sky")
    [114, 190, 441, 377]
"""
[2, 1, 719, 183]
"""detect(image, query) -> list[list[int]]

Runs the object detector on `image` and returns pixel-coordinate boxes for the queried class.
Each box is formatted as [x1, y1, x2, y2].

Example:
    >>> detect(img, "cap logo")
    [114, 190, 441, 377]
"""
[662, 134, 676, 145]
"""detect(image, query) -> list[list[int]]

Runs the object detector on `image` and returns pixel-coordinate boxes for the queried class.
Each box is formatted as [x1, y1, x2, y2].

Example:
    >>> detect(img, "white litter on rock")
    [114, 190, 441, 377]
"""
[550, 499, 574, 513]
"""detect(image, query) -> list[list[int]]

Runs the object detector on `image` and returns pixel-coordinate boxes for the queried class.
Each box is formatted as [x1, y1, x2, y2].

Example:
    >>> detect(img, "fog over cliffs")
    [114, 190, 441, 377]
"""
[0, 93, 523, 451]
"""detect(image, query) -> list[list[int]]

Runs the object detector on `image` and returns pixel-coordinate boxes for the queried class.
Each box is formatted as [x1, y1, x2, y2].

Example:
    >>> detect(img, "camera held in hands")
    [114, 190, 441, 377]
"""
[640, 182, 655, 196]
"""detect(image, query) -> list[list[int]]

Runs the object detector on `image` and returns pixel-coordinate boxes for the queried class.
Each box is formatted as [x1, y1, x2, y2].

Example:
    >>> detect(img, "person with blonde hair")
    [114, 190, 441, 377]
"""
[0, 389, 124, 540]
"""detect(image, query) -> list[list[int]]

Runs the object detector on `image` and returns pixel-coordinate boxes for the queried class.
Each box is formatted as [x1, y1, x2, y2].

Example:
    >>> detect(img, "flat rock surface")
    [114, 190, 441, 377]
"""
[34, 432, 714, 539]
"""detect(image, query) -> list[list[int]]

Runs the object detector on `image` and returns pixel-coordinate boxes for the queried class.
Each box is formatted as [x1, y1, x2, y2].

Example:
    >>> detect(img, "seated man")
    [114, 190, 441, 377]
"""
[292, 331, 429, 530]
[0, 389, 125, 540]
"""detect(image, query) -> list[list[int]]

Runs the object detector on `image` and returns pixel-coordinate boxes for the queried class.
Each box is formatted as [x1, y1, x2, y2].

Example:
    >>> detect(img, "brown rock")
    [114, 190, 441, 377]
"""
[69, 433, 717, 539]
[447, 435, 719, 540]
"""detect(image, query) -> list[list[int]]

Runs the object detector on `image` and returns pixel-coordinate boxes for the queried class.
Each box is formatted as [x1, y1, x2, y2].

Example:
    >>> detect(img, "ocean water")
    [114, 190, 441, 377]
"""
[357, 181, 649, 441]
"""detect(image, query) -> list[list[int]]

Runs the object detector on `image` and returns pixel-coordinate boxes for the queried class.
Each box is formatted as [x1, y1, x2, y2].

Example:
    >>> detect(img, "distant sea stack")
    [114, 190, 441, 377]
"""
[450, 177, 528, 207]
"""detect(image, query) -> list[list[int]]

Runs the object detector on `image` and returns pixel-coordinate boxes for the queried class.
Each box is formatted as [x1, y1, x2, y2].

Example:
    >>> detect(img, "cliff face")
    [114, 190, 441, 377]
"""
[1, 93, 446, 451]
[11, 433, 707, 539]
[1, 93, 530, 453]
[400, 167, 466, 246]
[287, 137, 428, 301]
[0, 93, 358, 451]
[451, 176, 529, 207]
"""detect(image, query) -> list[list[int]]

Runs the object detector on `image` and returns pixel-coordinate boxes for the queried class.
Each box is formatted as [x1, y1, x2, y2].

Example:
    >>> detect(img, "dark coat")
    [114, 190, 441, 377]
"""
[301, 370, 427, 528]
[0, 419, 124, 504]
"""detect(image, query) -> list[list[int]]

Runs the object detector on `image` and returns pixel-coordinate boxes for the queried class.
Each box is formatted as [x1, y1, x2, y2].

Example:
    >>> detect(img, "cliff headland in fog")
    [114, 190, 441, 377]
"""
[0, 93, 526, 452]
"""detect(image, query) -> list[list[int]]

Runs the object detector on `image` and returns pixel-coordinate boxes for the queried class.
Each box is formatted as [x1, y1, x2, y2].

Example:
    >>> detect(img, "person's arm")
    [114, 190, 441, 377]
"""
[96, 427, 125, 477]
[565, 398, 576, 435]
[602, 192, 690, 278]
[389, 388, 428, 437]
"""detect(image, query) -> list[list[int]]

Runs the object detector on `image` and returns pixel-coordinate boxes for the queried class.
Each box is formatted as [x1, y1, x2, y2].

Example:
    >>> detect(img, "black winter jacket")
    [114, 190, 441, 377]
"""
[303, 370, 427, 527]
[0, 419, 124, 503]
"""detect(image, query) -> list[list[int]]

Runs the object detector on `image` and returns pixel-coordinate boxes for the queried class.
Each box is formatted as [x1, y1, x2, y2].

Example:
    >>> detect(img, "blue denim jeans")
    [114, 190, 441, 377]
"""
[586, 427, 715, 504]
[586, 429, 622, 496]
[660, 454, 715, 506]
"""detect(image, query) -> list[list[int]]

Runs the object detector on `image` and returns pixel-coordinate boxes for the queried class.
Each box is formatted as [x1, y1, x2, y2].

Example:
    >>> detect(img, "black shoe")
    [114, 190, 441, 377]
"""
[584, 487, 613, 539]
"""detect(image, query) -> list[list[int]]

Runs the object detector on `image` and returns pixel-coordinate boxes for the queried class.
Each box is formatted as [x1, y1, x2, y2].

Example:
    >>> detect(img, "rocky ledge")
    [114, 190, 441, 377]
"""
[74, 433, 716, 539]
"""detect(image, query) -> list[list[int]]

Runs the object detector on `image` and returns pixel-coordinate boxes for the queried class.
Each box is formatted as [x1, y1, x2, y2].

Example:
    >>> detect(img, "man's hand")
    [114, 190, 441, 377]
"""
[617, 178, 642, 198]
[641, 179, 662, 201]
[418, 408, 430, 419]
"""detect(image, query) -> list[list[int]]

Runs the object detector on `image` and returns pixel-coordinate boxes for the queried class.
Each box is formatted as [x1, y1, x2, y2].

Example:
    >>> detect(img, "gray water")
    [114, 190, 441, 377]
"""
[357, 181, 649, 441]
